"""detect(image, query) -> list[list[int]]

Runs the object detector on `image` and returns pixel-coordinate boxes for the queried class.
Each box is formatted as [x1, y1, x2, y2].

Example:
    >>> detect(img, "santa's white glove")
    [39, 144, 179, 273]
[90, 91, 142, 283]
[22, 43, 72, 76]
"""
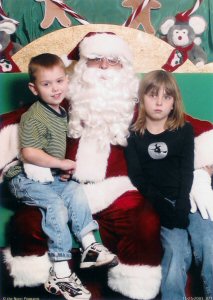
[190, 169, 213, 220]
[24, 163, 54, 183]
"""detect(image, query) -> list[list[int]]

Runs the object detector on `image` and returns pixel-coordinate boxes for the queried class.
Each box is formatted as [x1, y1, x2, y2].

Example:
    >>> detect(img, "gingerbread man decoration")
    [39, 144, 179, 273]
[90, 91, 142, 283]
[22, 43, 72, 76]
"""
[122, 0, 161, 34]
[36, 0, 71, 29]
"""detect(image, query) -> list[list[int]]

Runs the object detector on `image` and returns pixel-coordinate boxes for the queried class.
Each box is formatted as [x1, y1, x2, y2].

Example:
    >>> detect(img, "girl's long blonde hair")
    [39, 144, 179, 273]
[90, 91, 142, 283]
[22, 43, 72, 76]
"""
[133, 70, 185, 134]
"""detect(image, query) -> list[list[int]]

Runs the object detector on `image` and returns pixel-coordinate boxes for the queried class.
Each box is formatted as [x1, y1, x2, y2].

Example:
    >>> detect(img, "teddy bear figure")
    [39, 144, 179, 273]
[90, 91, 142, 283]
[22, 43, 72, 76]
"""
[0, 18, 22, 72]
[159, 14, 207, 72]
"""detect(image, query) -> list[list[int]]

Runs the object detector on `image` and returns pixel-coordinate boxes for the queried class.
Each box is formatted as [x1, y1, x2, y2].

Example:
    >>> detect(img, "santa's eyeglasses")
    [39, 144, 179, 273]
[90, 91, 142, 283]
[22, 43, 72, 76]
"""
[87, 56, 121, 66]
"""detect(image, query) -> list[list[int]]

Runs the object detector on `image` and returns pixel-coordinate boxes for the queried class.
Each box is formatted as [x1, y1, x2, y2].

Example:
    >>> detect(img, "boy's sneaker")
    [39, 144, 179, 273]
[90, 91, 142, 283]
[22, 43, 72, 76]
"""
[80, 242, 118, 269]
[44, 268, 91, 300]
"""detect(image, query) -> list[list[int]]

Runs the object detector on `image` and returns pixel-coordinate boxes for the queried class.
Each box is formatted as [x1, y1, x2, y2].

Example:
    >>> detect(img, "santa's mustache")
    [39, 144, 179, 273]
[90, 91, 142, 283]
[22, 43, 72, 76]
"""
[81, 67, 125, 86]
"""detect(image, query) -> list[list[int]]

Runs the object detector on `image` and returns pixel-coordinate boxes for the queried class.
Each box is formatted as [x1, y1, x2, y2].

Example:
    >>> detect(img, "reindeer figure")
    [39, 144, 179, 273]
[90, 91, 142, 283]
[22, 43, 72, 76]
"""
[122, 0, 161, 34]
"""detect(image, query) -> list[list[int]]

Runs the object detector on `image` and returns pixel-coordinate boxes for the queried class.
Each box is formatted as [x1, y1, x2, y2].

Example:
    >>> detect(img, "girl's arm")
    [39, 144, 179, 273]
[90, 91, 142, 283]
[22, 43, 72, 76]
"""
[125, 134, 159, 200]
[175, 123, 194, 227]
[125, 133, 174, 211]
[125, 133, 176, 228]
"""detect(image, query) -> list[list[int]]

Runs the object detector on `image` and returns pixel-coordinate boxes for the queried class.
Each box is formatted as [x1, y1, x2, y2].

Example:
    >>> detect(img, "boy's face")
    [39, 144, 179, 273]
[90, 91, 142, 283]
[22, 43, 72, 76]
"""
[28, 65, 69, 111]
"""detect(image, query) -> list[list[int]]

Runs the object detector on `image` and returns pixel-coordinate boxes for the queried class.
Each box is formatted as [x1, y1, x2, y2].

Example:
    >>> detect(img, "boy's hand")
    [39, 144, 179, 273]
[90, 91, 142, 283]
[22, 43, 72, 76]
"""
[60, 170, 73, 182]
[59, 159, 76, 171]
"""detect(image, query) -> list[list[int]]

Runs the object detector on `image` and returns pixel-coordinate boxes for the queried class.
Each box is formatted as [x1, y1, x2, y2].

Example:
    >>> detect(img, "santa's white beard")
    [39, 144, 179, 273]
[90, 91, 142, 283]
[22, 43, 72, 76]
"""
[66, 60, 139, 149]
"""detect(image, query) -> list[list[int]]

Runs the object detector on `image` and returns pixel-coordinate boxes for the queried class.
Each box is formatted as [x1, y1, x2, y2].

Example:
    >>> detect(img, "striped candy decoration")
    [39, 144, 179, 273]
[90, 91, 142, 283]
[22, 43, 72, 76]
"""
[176, 0, 204, 22]
[51, 0, 89, 25]
[123, 0, 150, 27]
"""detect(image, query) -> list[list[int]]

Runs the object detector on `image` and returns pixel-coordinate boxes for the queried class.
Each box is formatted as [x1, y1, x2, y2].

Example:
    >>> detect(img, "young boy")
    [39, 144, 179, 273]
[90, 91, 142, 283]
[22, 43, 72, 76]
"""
[6, 53, 117, 300]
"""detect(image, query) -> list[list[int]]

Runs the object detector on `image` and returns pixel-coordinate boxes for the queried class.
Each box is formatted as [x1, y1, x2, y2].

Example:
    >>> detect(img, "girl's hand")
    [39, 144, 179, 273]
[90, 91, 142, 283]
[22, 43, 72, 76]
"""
[59, 159, 76, 171]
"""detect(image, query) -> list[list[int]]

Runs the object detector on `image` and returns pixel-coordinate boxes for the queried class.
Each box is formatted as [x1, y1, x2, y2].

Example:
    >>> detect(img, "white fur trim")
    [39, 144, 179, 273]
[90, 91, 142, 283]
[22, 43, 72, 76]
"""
[23, 163, 54, 183]
[108, 263, 161, 300]
[79, 33, 133, 63]
[3, 248, 52, 287]
[61, 53, 72, 67]
[0, 124, 19, 170]
[194, 129, 213, 169]
[84, 176, 137, 214]
[73, 137, 110, 182]
[0, 160, 19, 183]
[0, 21, 16, 34]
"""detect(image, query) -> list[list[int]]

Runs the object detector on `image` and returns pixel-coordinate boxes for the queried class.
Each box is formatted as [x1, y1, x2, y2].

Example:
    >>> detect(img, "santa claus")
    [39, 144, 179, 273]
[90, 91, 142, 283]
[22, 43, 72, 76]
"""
[64, 32, 163, 299]
[1, 32, 162, 300]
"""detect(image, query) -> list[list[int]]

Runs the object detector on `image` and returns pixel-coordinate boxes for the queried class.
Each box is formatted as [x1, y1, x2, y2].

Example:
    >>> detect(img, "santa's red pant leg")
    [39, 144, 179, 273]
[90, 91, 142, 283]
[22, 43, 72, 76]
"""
[95, 191, 162, 299]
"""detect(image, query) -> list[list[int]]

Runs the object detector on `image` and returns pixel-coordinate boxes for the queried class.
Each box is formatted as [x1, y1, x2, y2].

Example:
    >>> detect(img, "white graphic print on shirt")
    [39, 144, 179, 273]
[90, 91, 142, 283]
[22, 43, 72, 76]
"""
[148, 142, 168, 159]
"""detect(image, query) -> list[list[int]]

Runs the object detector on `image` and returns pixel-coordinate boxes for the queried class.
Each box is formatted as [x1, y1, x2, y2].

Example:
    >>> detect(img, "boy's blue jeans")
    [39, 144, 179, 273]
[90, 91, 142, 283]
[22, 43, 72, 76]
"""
[161, 212, 213, 300]
[9, 173, 98, 262]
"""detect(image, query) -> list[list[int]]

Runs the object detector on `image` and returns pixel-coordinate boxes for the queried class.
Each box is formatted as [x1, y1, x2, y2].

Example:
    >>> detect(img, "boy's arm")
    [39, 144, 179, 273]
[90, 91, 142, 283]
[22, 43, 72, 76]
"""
[22, 148, 75, 183]
[19, 114, 75, 182]
[22, 147, 76, 171]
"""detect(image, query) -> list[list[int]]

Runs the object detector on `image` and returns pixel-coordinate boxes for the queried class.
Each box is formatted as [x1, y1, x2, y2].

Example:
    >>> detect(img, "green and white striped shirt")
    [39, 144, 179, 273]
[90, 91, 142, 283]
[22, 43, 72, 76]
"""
[6, 100, 68, 179]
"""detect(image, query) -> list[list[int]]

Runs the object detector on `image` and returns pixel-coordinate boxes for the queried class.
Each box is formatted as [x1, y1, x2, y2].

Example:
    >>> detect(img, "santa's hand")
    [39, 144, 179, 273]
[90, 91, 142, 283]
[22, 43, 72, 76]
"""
[190, 169, 213, 220]
[24, 163, 54, 183]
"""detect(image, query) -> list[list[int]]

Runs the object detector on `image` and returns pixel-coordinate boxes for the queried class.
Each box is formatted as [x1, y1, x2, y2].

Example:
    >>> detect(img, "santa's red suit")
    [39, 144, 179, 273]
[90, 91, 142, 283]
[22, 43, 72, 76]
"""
[65, 136, 163, 299]
[1, 107, 213, 299]
[1, 106, 162, 300]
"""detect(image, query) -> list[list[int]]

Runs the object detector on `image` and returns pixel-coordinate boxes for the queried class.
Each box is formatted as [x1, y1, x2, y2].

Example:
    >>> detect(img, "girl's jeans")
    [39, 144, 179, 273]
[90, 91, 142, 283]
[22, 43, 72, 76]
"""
[161, 212, 213, 300]
[9, 173, 98, 262]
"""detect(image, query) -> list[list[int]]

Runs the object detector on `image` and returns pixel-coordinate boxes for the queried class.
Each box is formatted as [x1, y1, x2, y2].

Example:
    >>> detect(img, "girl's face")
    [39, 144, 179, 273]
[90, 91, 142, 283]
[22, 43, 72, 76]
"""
[143, 86, 174, 123]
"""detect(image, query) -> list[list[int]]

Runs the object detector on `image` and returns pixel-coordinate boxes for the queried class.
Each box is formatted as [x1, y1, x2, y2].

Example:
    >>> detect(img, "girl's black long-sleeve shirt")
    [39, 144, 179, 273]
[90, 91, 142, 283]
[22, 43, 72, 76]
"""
[125, 122, 194, 229]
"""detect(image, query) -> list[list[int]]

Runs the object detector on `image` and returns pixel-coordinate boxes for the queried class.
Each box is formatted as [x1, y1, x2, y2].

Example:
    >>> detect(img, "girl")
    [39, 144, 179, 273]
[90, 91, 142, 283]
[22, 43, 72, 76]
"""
[125, 70, 194, 300]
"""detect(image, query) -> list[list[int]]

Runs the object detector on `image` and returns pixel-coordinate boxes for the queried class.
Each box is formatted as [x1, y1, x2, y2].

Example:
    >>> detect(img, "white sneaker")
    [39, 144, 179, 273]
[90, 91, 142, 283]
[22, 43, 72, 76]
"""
[80, 242, 118, 269]
[44, 268, 91, 300]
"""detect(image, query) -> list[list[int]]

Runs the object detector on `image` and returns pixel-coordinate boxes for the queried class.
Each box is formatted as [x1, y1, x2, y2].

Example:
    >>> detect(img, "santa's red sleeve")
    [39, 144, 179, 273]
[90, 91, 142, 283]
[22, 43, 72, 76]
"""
[185, 114, 213, 168]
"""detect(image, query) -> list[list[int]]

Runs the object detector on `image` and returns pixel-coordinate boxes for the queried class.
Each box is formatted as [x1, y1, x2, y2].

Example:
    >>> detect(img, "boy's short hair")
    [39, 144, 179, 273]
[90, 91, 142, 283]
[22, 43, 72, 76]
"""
[28, 53, 66, 83]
